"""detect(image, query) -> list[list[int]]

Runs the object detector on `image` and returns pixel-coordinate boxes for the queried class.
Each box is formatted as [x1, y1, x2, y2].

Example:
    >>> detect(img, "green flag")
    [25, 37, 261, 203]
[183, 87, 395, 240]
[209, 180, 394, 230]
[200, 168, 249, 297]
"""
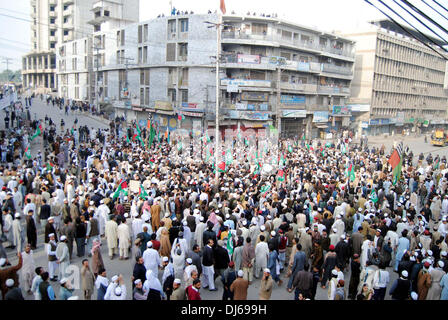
[148, 124, 156, 148]
[433, 158, 440, 170]
[370, 189, 378, 203]
[347, 163, 356, 182]
[46, 162, 54, 172]
[138, 184, 149, 199]
[177, 141, 183, 151]
[225, 149, 233, 165]
[288, 145, 293, 153]
[126, 133, 131, 144]
[113, 180, 128, 199]
[70, 127, 74, 135]
[277, 169, 285, 182]
[392, 158, 403, 185]
[30, 124, 43, 141]
[260, 184, 271, 197]
[226, 232, 234, 256]
[24, 146, 32, 159]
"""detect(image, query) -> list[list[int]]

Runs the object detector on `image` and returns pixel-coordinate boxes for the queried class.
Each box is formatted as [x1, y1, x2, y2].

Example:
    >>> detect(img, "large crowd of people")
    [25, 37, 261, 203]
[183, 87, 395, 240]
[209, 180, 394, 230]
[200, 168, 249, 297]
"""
[0, 95, 447, 301]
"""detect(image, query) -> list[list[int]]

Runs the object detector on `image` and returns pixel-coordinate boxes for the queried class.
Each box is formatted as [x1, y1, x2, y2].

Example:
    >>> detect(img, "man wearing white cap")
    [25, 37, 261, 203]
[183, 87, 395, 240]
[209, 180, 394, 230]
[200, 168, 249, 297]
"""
[170, 278, 185, 300]
[21, 244, 36, 294]
[259, 268, 273, 300]
[105, 215, 118, 259]
[117, 217, 131, 260]
[104, 275, 126, 300]
[132, 279, 147, 300]
[194, 216, 206, 250]
[4, 278, 24, 300]
[230, 270, 249, 300]
[254, 234, 269, 279]
[56, 235, 69, 280]
[142, 241, 161, 277]
[182, 221, 192, 249]
[46, 233, 58, 281]
[184, 258, 197, 282]
[12, 212, 24, 253]
[97, 199, 110, 237]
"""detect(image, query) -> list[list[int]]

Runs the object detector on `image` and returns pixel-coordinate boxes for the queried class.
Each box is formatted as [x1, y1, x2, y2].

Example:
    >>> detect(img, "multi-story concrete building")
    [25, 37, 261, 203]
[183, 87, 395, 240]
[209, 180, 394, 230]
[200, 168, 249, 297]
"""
[343, 20, 448, 136]
[22, 0, 138, 94]
[57, 12, 356, 138]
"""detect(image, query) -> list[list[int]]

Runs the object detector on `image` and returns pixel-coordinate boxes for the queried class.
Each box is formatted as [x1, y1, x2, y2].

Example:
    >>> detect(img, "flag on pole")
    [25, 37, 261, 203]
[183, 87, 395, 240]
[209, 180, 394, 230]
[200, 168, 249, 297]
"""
[165, 127, 170, 144]
[178, 113, 185, 122]
[138, 184, 149, 199]
[113, 180, 128, 199]
[370, 189, 378, 203]
[220, 0, 226, 14]
[277, 169, 285, 182]
[70, 127, 74, 135]
[388, 142, 403, 169]
[177, 140, 183, 151]
[218, 161, 226, 172]
[225, 149, 233, 165]
[46, 162, 54, 171]
[288, 145, 293, 153]
[226, 232, 233, 255]
[30, 123, 43, 141]
[392, 158, 403, 185]
[24, 146, 31, 159]
[148, 124, 156, 147]
[434, 158, 440, 170]
[347, 163, 356, 182]
[126, 133, 131, 144]
[342, 144, 347, 154]
[260, 184, 271, 197]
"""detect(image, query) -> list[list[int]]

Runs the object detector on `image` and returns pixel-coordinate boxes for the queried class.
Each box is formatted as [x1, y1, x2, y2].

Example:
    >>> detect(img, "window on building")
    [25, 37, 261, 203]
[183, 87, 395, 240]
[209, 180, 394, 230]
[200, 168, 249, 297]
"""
[250, 70, 265, 80]
[64, 5, 68, 10]
[301, 34, 310, 42]
[281, 75, 289, 82]
[319, 37, 327, 46]
[72, 58, 77, 70]
[50, 18, 55, 24]
[75, 87, 79, 99]
[73, 42, 77, 55]
[144, 24, 148, 42]
[95, 11, 101, 18]
[181, 68, 188, 86]
[138, 25, 143, 43]
[50, 6, 55, 11]
[280, 51, 291, 60]
[64, 30, 69, 36]
[63, 17, 68, 23]
[178, 43, 188, 61]
[281, 30, 292, 40]
[94, 25, 101, 32]
[140, 70, 145, 85]
[50, 42, 56, 49]
[145, 69, 149, 85]
[250, 47, 266, 56]
[50, 30, 55, 36]
[252, 23, 267, 35]
[138, 47, 142, 63]
[140, 88, 144, 104]
[180, 89, 188, 103]
[168, 88, 176, 102]
[145, 87, 149, 105]
[180, 19, 189, 32]
[143, 46, 148, 63]
[166, 43, 176, 61]
[104, 10, 110, 16]
[75, 73, 79, 84]
[168, 19, 176, 35]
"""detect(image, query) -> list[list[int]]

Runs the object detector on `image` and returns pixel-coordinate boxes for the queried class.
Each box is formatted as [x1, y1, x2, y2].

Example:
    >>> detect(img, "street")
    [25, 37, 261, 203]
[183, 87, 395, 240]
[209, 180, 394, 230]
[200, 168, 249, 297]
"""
[0, 97, 443, 300]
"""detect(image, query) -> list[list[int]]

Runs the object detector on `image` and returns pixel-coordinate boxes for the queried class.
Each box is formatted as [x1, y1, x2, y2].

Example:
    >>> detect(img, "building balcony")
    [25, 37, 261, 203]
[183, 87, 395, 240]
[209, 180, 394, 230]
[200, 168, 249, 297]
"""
[280, 82, 317, 93]
[63, 0, 74, 5]
[63, 21, 74, 29]
[321, 63, 352, 75]
[63, 7, 73, 16]
[220, 78, 272, 88]
[317, 85, 350, 95]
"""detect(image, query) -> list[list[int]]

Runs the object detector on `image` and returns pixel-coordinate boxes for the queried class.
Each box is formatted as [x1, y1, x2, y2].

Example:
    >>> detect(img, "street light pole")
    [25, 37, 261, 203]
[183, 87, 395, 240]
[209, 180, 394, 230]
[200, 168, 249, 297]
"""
[214, 16, 222, 186]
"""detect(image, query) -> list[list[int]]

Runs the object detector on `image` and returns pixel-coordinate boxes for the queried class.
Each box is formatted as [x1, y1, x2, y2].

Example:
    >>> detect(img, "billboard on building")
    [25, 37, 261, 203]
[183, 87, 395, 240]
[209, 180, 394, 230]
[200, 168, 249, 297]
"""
[313, 111, 329, 123]
[280, 95, 306, 105]
[155, 101, 173, 111]
[282, 109, 307, 118]
[237, 54, 261, 64]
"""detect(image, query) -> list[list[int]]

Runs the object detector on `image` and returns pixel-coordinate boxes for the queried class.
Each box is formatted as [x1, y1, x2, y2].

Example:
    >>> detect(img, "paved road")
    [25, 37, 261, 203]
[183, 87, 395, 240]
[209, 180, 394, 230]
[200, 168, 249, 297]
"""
[1, 98, 440, 300]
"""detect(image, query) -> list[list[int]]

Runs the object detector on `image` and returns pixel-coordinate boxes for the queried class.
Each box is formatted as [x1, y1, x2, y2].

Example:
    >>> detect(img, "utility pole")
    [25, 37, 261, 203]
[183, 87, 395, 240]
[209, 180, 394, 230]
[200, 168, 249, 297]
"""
[93, 45, 100, 113]
[215, 16, 222, 186]
[2, 57, 13, 89]
[275, 57, 286, 151]
[120, 56, 135, 115]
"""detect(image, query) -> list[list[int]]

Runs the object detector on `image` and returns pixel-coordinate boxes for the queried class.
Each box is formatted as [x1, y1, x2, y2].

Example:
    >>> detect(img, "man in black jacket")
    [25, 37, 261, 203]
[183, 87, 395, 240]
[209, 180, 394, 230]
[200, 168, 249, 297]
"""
[44, 217, 57, 244]
[202, 222, 217, 247]
[202, 238, 217, 291]
[214, 240, 230, 279]
[221, 261, 236, 300]
[40, 199, 51, 226]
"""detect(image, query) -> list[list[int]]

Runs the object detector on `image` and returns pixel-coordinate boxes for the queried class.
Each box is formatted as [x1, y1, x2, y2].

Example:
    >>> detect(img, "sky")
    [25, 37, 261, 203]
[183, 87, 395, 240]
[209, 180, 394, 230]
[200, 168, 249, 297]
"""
[0, 0, 447, 71]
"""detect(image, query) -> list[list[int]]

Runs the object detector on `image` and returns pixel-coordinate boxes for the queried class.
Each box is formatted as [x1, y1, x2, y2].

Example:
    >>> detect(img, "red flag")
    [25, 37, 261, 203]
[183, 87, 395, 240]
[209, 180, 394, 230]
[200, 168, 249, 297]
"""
[388, 149, 400, 169]
[132, 134, 138, 141]
[119, 180, 128, 189]
[147, 120, 151, 129]
[218, 161, 226, 172]
[220, 0, 226, 14]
